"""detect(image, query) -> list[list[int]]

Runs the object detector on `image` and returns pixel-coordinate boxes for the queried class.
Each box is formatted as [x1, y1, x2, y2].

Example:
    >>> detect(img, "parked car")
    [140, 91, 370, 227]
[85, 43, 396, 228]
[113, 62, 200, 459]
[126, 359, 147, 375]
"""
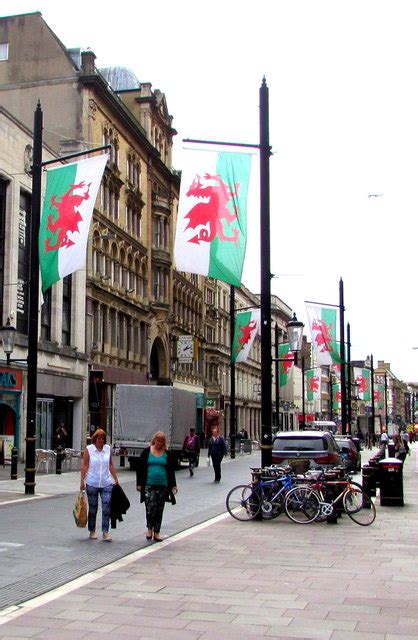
[333, 436, 361, 472]
[272, 430, 344, 471]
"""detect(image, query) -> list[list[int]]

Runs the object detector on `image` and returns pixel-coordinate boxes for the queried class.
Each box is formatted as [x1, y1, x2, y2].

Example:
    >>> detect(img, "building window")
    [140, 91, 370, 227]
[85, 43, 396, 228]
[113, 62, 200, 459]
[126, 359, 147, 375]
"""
[0, 43, 8, 61]
[153, 267, 168, 302]
[17, 191, 31, 334]
[62, 275, 72, 345]
[127, 153, 141, 189]
[41, 288, 52, 341]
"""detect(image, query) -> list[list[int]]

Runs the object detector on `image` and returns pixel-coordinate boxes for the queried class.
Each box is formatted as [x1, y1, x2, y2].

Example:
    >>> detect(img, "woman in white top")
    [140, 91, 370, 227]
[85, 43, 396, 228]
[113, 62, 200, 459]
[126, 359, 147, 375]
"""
[80, 428, 119, 541]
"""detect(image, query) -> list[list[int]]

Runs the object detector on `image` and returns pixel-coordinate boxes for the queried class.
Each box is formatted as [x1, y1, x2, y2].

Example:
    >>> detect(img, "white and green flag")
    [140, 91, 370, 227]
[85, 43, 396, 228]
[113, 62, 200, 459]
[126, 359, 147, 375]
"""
[231, 309, 260, 364]
[306, 368, 321, 401]
[174, 150, 252, 286]
[306, 304, 341, 366]
[353, 367, 371, 402]
[39, 154, 108, 292]
[279, 342, 294, 387]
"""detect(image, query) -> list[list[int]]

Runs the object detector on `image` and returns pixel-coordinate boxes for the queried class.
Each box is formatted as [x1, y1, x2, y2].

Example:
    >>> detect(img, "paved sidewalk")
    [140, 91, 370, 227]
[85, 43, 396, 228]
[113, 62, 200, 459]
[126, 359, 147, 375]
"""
[1, 448, 418, 639]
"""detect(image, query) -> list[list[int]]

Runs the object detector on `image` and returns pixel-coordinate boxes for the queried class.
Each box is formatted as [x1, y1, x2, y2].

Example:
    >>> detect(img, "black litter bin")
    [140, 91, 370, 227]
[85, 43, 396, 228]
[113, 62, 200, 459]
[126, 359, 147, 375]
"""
[362, 464, 376, 498]
[387, 442, 396, 458]
[379, 458, 404, 506]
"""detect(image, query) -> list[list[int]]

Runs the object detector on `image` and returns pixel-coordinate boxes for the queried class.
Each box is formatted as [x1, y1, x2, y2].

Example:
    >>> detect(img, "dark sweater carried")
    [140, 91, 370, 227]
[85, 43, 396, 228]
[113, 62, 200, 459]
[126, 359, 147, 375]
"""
[110, 484, 130, 529]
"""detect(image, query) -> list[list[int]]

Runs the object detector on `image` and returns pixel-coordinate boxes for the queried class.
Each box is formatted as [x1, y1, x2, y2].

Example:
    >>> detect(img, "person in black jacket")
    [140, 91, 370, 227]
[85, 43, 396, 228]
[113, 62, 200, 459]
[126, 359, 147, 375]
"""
[207, 426, 228, 482]
[136, 432, 177, 542]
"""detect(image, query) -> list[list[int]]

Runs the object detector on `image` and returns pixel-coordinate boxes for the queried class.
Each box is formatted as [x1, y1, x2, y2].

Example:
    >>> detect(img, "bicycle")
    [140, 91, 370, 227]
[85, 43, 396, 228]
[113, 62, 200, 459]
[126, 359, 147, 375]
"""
[284, 475, 376, 526]
[226, 469, 296, 521]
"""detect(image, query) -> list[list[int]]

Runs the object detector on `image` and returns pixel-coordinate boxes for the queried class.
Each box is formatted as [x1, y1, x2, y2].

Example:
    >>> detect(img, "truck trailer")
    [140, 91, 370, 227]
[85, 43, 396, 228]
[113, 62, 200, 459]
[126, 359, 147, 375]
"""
[114, 385, 197, 469]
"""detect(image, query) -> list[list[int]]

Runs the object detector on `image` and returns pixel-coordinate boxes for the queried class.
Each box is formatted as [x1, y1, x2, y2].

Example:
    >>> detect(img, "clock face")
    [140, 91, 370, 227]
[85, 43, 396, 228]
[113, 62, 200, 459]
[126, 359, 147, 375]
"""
[178, 337, 193, 361]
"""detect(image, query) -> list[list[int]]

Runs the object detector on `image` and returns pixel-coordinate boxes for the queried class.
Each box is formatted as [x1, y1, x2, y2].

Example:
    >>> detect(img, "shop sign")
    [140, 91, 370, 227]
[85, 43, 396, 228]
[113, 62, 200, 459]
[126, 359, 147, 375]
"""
[205, 398, 216, 407]
[0, 369, 22, 391]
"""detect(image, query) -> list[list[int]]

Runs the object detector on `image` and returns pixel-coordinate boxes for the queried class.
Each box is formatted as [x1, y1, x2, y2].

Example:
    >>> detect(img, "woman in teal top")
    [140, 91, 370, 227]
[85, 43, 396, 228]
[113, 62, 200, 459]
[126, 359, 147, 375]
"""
[136, 432, 177, 542]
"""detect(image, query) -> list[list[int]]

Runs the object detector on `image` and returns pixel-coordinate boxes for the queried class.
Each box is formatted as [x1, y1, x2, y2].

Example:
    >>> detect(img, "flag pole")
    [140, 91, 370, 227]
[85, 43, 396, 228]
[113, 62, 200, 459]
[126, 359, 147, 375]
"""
[347, 322, 352, 432]
[339, 278, 348, 435]
[25, 101, 43, 495]
[25, 104, 110, 495]
[229, 285, 236, 459]
[259, 78, 273, 467]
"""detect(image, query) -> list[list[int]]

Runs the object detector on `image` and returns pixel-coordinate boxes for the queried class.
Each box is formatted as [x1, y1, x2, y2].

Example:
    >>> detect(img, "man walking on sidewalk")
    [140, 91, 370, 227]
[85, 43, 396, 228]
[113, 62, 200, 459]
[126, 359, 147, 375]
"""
[208, 426, 227, 482]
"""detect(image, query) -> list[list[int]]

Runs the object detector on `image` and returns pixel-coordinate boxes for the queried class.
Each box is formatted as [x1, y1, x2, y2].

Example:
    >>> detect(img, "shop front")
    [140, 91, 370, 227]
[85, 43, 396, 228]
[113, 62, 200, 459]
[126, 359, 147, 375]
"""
[0, 368, 22, 461]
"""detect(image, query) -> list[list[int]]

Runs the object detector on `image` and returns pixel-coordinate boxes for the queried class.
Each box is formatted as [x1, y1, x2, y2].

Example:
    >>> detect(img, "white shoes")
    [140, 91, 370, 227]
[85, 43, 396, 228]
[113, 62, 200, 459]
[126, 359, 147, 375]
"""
[102, 531, 112, 541]
[89, 531, 98, 540]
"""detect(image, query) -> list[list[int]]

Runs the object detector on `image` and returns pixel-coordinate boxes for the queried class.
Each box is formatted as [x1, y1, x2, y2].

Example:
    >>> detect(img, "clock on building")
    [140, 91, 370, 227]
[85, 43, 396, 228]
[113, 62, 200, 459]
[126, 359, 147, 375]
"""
[178, 336, 193, 362]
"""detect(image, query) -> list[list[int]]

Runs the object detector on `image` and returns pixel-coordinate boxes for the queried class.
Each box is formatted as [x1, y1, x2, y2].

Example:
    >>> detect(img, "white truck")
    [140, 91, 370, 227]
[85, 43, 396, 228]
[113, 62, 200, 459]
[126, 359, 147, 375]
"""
[113, 385, 197, 470]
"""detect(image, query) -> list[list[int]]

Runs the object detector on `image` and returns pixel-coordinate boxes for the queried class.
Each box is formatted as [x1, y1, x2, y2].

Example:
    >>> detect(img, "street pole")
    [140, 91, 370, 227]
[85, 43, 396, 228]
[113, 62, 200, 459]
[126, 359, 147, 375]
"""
[347, 322, 352, 432]
[259, 78, 272, 468]
[384, 371, 388, 428]
[301, 357, 306, 426]
[229, 285, 236, 459]
[370, 354, 376, 438]
[25, 102, 43, 495]
[339, 278, 347, 434]
[275, 323, 280, 430]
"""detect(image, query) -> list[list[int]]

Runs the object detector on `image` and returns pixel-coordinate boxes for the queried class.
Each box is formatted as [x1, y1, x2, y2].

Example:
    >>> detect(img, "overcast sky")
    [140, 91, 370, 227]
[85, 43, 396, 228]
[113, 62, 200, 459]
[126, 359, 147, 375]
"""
[3, 0, 418, 382]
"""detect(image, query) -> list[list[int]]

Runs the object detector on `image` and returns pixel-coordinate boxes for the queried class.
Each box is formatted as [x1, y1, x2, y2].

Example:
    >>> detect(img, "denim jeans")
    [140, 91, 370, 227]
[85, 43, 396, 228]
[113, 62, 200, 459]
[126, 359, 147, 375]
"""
[86, 484, 113, 533]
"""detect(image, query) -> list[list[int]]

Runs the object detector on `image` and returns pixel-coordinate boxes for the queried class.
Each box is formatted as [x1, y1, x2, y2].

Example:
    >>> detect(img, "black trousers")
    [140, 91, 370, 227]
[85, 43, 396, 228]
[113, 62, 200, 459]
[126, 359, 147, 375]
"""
[211, 454, 223, 481]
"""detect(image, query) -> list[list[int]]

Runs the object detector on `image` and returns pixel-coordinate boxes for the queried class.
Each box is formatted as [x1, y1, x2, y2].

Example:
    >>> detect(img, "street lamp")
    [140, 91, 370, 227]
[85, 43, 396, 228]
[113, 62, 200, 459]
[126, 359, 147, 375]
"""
[351, 380, 360, 401]
[287, 313, 304, 353]
[0, 319, 27, 366]
[0, 319, 16, 365]
[273, 313, 305, 437]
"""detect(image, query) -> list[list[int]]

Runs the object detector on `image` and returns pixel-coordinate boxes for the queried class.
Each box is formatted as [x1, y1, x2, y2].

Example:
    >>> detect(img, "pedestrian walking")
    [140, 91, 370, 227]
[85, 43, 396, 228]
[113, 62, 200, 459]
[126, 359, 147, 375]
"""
[380, 429, 389, 450]
[182, 426, 200, 476]
[394, 434, 407, 463]
[401, 430, 410, 454]
[80, 428, 119, 541]
[54, 422, 68, 449]
[207, 426, 227, 482]
[136, 431, 177, 542]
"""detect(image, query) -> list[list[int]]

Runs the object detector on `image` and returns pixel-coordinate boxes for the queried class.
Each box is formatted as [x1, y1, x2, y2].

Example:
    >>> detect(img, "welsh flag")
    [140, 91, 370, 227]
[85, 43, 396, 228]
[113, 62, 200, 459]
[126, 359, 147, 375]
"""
[174, 150, 252, 286]
[306, 305, 341, 366]
[231, 309, 260, 364]
[39, 155, 108, 292]
[375, 384, 385, 409]
[332, 382, 342, 410]
[279, 342, 294, 387]
[353, 367, 371, 402]
[306, 368, 321, 401]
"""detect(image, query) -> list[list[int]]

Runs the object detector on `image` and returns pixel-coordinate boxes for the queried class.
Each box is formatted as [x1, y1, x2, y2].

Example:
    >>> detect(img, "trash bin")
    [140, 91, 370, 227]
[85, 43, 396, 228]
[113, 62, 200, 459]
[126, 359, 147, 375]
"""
[362, 464, 376, 498]
[387, 442, 396, 458]
[379, 458, 404, 506]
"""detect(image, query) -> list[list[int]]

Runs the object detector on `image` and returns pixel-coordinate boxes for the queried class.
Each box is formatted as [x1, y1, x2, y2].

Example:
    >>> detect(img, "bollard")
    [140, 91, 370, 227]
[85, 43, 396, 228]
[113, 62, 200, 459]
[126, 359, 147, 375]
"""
[11, 447, 18, 480]
[119, 448, 126, 468]
[56, 445, 63, 475]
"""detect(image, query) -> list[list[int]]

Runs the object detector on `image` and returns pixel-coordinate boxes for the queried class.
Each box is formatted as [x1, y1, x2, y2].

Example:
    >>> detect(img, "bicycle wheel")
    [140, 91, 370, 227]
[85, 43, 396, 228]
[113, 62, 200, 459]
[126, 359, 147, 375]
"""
[226, 484, 260, 521]
[284, 486, 321, 524]
[260, 488, 285, 519]
[343, 487, 376, 526]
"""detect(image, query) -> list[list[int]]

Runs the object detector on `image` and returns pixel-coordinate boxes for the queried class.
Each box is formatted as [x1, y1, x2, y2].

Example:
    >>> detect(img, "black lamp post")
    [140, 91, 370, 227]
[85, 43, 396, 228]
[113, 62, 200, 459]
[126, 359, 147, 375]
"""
[0, 319, 17, 365]
[271, 313, 304, 444]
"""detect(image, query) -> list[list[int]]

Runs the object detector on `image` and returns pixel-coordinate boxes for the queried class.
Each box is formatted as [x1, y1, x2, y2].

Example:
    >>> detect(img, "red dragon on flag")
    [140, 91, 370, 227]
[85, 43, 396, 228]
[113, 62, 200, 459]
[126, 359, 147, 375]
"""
[281, 352, 294, 376]
[311, 319, 333, 353]
[45, 181, 92, 252]
[184, 173, 240, 245]
[308, 376, 319, 392]
[356, 375, 368, 394]
[236, 320, 257, 354]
